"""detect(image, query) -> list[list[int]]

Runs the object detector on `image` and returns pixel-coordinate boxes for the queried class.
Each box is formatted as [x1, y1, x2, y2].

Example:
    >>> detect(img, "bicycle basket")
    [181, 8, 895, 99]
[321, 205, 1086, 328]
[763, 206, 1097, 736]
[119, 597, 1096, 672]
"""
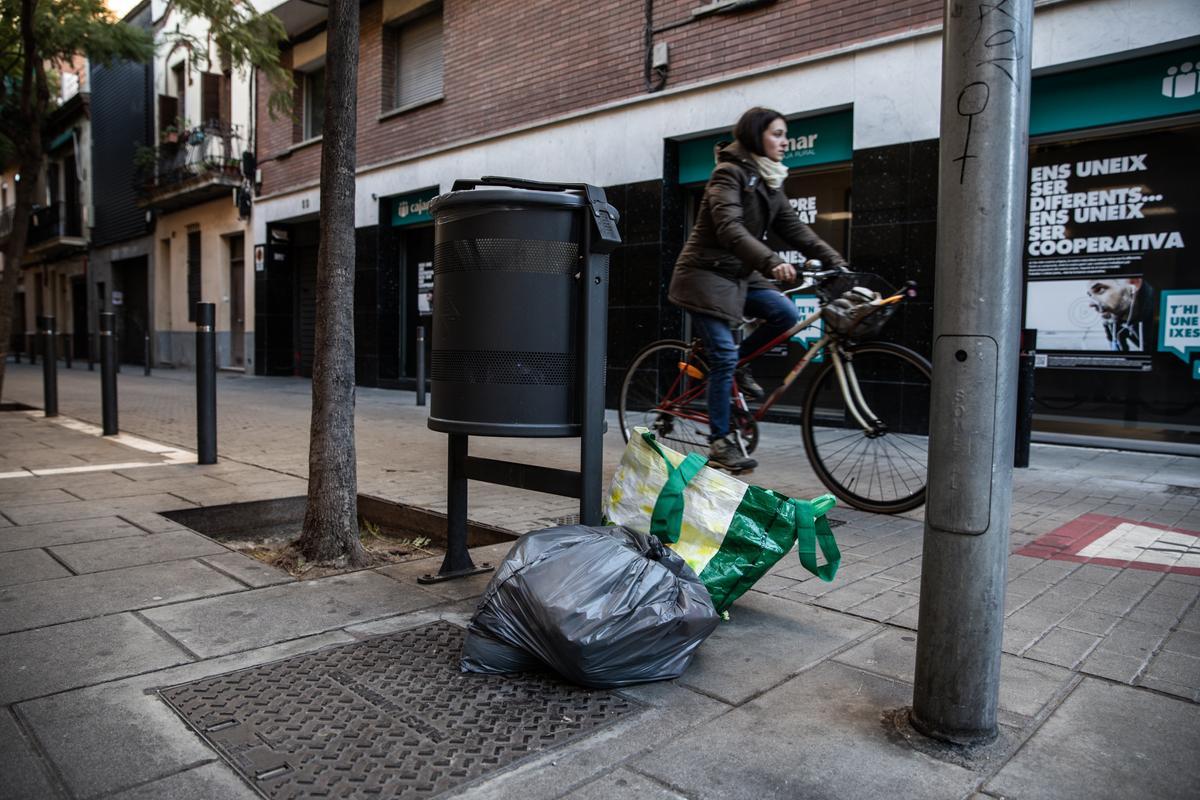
[816, 272, 899, 340]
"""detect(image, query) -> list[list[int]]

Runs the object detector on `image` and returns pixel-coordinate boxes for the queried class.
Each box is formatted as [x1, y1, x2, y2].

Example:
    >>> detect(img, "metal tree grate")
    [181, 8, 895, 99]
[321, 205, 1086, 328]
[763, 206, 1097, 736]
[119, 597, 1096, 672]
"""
[159, 621, 639, 799]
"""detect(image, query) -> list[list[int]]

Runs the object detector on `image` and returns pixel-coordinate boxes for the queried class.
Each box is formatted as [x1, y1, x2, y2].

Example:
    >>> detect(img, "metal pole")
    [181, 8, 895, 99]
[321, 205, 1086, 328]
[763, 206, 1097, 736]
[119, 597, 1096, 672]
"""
[195, 303, 217, 464]
[99, 313, 118, 435]
[28, 332, 36, 365]
[87, 331, 94, 371]
[144, 334, 151, 377]
[911, 0, 1033, 745]
[415, 325, 426, 406]
[40, 316, 58, 417]
[63, 332, 72, 369]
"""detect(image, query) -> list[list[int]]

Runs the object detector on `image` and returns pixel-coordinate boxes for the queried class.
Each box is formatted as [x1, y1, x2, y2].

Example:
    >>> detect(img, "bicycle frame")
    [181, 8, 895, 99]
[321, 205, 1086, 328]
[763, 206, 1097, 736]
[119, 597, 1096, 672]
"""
[656, 311, 886, 437]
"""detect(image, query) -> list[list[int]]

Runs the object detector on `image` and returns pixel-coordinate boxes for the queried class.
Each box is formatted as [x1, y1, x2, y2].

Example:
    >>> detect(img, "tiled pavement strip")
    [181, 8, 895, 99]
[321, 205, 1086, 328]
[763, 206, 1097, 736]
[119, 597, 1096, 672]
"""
[0, 362, 1197, 799]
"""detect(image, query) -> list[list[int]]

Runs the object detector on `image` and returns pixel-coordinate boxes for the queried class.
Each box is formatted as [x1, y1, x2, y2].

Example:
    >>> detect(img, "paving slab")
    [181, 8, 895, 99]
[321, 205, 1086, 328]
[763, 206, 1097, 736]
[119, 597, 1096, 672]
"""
[16, 631, 355, 800]
[0, 612, 192, 704]
[632, 661, 978, 800]
[197, 551, 296, 588]
[139, 569, 438, 657]
[0, 560, 245, 634]
[0, 516, 147, 552]
[2, 493, 196, 526]
[987, 678, 1200, 800]
[0, 488, 80, 508]
[47, 530, 229, 574]
[461, 680, 730, 800]
[0, 547, 72, 586]
[832, 627, 1075, 724]
[564, 768, 689, 800]
[102, 761, 259, 800]
[0, 708, 63, 800]
[676, 592, 879, 705]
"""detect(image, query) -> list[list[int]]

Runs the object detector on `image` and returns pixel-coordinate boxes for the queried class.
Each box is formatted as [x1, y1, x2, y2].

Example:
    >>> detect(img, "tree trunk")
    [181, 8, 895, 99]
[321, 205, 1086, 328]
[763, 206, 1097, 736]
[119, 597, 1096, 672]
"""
[296, 0, 367, 565]
[0, 0, 49, 402]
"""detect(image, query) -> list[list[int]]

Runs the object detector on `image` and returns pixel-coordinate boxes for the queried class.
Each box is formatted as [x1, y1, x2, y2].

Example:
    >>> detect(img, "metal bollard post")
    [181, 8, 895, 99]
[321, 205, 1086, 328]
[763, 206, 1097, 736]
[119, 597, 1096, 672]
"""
[28, 332, 36, 365]
[99, 313, 118, 435]
[88, 331, 95, 371]
[1014, 329, 1037, 469]
[63, 332, 72, 369]
[40, 316, 58, 417]
[115, 333, 120, 374]
[195, 303, 217, 464]
[144, 334, 151, 377]
[415, 326, 426, 406]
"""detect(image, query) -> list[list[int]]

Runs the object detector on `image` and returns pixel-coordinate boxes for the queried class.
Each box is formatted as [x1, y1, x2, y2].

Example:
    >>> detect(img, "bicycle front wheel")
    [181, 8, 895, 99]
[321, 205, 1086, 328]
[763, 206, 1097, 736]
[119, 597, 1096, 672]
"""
[801, 342, 932, 513]
[619, 339, 711, 456]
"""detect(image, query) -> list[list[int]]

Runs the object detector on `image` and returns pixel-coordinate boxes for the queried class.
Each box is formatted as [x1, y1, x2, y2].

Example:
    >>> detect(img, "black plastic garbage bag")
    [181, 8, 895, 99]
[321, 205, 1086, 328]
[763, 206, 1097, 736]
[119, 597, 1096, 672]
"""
[461, 524, 719, 688]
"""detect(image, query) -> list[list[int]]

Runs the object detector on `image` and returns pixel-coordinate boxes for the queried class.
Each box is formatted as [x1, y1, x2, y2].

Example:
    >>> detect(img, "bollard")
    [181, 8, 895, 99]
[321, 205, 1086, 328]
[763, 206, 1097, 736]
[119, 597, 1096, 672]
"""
[40, 316, 58, 417]
[144, 334, 151, 377]
[1014, 329, 1037, 469]
[63, 332, 72, 369]
[28, 332, 36, 365]
[115, 333, 120, 374]
[415, 326, 426, 407]
[99, 313, 118, 435]
[195, 303, 217, 464]
[88, 331, 95, 371]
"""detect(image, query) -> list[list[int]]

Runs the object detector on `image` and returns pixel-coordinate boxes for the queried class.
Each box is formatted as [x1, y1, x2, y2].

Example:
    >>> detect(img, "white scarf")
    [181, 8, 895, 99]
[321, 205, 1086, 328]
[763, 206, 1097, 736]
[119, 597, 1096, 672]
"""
[751, 154, 788, 189]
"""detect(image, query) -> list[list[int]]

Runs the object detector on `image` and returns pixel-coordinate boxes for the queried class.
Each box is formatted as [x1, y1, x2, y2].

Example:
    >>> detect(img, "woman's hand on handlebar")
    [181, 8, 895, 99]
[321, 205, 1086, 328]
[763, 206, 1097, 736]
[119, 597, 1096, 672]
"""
[771, 262, 797, 283]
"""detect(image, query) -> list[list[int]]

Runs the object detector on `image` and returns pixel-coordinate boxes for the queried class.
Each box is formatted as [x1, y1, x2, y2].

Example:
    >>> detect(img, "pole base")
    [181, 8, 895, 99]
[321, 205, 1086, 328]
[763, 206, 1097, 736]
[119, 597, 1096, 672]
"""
[908, 707, 998, 747]
[417, 562, 494, 584]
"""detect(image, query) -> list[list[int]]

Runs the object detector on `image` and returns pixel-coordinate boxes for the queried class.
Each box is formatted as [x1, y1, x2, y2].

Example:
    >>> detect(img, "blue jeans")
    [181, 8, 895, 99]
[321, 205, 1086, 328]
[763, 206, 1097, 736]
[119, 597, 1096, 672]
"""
[690, 288, 800, 440]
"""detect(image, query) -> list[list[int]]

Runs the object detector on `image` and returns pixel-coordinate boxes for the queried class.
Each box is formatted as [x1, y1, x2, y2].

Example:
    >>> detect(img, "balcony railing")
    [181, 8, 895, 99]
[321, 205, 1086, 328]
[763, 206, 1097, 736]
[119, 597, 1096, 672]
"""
[28, 200, 84, 247]
[136, 124, 247, 210]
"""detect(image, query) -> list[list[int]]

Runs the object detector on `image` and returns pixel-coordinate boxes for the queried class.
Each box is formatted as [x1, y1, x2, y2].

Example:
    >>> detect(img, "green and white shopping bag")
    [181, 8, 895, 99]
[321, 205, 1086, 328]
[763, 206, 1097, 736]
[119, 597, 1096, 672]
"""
[604, 429, 840, 613]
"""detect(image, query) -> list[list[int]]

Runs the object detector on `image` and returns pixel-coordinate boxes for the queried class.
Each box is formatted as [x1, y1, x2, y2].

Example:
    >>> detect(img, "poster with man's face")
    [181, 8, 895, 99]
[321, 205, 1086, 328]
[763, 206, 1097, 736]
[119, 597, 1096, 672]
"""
[1023, 124, 1195, 371]
[1026, 277, 1155, 352]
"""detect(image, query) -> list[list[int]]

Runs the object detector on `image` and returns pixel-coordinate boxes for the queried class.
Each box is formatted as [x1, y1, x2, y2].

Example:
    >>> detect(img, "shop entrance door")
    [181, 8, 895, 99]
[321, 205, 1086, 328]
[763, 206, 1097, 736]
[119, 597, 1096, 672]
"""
[112, 256, 149, 365]
[228, 234, 245, 367]
[402, 226, 434, 381]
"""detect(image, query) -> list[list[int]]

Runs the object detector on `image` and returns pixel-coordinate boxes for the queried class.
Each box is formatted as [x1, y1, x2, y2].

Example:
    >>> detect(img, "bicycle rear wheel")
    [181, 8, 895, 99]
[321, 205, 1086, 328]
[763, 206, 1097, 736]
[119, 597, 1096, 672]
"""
[801, 342, 931, 513]
[619, 340, 711, 456]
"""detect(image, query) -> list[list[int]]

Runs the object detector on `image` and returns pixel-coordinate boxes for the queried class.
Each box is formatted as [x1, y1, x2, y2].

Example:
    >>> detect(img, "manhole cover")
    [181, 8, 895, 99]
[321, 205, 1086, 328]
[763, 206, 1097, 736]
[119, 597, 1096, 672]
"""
[159, 621, 638, 799]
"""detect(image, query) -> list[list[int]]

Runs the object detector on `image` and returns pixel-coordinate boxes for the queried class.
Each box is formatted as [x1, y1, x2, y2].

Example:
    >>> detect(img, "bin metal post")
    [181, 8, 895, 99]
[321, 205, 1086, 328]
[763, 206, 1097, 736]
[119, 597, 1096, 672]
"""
[1015, 329, 1037, 469]
[99, 313, 118, 435]
[40, 316, 58, 417]
[911, 0, 1033, 746]
[196, 303, 217, 464]
[415, 325, 426, 407]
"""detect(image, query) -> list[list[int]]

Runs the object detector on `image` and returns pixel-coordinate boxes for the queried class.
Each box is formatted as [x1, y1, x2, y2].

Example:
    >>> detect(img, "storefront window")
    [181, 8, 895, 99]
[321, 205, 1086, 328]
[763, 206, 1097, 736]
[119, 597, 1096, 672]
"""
[1023, 122, 1199, 445]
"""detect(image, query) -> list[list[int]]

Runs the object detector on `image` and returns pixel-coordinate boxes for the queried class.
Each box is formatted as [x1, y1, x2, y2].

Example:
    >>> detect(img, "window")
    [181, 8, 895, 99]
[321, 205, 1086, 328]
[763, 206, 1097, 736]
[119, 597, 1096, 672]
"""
[387, 9, 443, 111]
[303, 66, 325, 140]
[187, 230, 201, 323]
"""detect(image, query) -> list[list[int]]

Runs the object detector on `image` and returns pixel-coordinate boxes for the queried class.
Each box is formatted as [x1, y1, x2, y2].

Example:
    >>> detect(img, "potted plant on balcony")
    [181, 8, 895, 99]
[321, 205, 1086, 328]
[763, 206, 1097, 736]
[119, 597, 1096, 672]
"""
[133, 145, 158, 188]
[162, 122, 180, 144]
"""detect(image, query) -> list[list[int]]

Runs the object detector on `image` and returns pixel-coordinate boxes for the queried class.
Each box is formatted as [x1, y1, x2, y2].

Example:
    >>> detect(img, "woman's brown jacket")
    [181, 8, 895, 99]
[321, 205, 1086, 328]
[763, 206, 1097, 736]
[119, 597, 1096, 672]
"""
[668, 142, 847, 324]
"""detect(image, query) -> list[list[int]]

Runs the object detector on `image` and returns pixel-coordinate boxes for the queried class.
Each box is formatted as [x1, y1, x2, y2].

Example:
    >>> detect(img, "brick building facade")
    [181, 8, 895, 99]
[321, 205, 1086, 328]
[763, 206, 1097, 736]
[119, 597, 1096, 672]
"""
[250, 0, 1200, 451]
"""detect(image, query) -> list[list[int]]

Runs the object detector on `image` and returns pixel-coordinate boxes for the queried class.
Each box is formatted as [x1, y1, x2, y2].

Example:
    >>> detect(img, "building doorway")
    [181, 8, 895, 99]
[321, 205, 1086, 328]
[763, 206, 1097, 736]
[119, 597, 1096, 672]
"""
[228, 233, 245, 367]
[112, 255, 149, 365]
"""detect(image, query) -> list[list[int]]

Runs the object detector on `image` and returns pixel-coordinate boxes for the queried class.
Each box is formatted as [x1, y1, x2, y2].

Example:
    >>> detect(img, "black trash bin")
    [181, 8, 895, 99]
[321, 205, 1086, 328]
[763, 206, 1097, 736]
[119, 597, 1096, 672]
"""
[428, 178, 619, 437]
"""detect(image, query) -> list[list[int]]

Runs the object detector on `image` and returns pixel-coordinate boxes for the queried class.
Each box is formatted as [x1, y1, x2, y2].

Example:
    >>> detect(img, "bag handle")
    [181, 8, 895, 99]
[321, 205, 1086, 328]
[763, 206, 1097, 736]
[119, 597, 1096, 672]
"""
[641, 432, 708, 544]
[790, 494, 840, 581]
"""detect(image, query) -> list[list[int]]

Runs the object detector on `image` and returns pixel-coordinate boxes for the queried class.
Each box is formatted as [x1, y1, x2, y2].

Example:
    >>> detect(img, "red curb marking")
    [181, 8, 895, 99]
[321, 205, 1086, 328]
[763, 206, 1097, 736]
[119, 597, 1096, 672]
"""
[1015, 515, 1200, 576]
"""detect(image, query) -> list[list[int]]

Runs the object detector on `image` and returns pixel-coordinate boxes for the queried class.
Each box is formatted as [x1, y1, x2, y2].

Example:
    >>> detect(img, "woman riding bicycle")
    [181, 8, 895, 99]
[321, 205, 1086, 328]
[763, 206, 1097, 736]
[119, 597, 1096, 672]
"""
[669, 107, 847, 472]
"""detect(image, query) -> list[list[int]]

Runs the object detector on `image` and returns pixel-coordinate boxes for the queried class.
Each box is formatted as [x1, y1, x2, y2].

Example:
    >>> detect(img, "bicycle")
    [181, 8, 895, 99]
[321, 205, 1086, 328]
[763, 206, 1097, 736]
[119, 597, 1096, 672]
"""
[618, 265, 932, 514]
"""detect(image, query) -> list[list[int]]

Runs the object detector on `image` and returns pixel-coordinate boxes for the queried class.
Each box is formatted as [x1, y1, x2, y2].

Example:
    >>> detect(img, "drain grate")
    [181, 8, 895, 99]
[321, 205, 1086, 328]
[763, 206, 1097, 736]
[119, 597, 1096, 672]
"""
[159, 621, 639, 799]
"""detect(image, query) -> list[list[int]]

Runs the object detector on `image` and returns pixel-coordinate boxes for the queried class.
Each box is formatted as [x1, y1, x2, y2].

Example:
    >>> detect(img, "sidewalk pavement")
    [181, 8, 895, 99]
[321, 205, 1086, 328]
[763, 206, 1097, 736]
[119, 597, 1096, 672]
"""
[0, 362, 1198, 799]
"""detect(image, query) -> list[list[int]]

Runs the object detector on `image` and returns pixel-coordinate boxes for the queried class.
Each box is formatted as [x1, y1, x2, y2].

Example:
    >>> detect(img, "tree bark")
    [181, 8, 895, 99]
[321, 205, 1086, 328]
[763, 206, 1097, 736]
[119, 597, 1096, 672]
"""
[296, 0, 367, 565]
[0, 0, 50, 402]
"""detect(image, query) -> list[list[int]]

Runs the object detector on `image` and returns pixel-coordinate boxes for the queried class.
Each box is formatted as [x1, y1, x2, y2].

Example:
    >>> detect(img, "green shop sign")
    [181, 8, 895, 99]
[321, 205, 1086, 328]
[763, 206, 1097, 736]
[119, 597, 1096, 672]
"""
[677, 109, 853, 185]
[387, 186, 439, 226]
[1032, 47, 1200, 136]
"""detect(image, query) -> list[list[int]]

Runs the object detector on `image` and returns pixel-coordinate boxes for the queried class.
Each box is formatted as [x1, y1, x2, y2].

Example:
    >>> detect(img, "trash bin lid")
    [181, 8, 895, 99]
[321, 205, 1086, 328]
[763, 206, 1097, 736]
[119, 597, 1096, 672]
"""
[431, 187, 587, 214]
